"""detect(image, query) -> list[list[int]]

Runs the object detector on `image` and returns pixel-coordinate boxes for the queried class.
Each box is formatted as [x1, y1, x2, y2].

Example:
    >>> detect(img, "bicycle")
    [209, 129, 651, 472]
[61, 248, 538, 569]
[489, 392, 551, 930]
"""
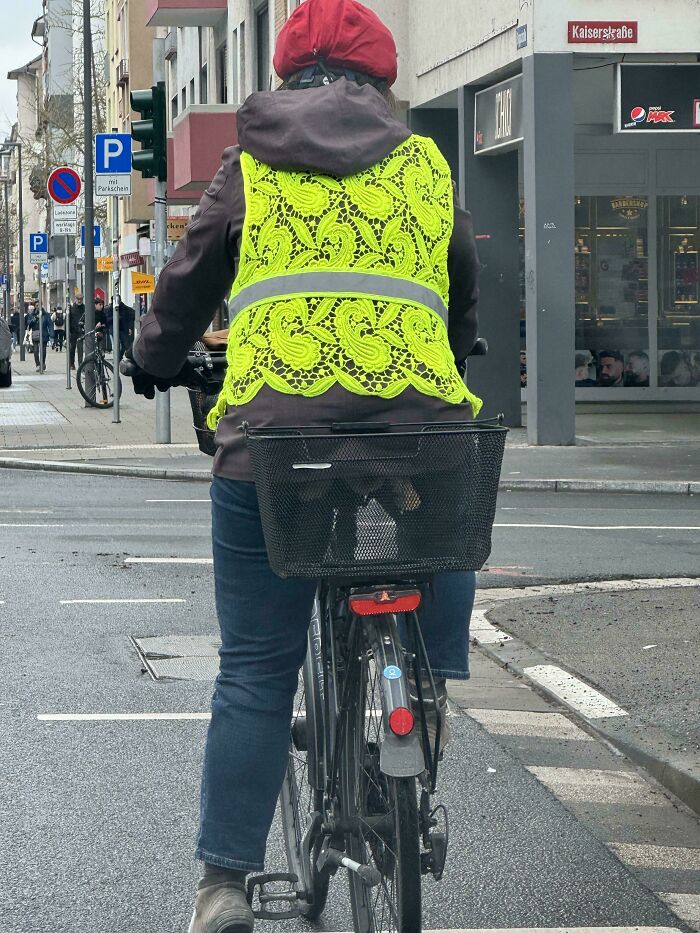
[184, 338, 506, 932]
[76, 327, 121, 408]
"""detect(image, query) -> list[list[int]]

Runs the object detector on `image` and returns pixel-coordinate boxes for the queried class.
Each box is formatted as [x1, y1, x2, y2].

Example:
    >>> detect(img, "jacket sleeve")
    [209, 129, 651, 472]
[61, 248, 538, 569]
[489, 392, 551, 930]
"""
[447, 189, 480, 363]
[132, 146, 246, 379]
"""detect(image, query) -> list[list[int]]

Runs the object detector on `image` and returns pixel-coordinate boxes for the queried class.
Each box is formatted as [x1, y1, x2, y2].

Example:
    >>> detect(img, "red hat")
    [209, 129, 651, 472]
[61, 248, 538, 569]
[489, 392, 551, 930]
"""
[274, 0, 398, 87]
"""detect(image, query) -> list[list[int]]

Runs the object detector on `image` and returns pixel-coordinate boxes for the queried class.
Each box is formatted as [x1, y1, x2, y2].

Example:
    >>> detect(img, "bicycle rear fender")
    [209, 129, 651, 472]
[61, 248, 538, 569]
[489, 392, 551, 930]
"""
[380, 731, 425, 778]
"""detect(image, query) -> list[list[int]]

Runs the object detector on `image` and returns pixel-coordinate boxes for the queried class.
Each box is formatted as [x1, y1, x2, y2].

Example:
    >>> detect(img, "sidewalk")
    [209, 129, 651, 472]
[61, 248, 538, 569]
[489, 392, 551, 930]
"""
[1, 352, 700, 489]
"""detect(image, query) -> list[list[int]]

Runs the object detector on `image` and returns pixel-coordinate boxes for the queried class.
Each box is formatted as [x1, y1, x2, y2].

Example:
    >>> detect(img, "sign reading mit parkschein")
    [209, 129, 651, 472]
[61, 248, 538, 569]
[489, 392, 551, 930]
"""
[616, 63, 700, 133]
[474, 75, 523, 155]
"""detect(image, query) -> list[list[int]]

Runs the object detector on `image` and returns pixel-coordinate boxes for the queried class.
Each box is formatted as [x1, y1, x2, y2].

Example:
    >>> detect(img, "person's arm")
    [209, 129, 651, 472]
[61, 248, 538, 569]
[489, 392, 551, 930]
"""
[447, 189, 480, 363]
[132, 146, 245, 379]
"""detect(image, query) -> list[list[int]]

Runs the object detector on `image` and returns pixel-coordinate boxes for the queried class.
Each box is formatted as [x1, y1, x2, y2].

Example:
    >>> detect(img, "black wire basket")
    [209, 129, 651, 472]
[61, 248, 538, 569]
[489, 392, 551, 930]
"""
[245, 421, 507, 580]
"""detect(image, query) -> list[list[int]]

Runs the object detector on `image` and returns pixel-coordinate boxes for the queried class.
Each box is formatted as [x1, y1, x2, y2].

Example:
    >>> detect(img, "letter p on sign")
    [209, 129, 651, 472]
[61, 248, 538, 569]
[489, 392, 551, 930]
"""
[95, 132, 132, 174]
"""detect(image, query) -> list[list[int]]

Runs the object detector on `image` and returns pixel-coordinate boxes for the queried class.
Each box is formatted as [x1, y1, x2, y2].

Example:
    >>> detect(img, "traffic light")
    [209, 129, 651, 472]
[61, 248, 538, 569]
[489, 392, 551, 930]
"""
[130, 82, 167, 182]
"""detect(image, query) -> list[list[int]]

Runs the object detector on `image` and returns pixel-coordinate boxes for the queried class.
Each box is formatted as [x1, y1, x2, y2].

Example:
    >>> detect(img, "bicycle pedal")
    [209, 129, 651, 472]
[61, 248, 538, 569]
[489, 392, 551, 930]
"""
[246, 872, 300, 920]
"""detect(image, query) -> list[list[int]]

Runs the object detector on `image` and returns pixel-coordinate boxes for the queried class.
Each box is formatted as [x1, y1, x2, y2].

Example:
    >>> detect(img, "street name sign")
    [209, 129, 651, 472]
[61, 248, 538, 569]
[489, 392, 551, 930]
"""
[47, 166, 82, 205]
[95, 133, 132, 196]
[29, 232, 48, 263]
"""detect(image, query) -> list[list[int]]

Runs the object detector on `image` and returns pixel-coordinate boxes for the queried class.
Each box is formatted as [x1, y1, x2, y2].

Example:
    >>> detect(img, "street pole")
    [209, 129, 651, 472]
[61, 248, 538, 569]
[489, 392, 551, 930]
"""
[152, 36, 170, 444]
[82, 0, 95, 403]
[65, 233, 71, 389]
[17, 144, 25, 361]
[111, 181, 120, 423]
[3, 175, 10, 321]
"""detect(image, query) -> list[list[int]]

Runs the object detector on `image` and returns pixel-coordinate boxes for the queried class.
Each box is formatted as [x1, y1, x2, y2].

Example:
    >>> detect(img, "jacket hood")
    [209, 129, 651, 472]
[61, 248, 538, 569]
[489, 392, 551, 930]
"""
[236, 78, 410, 177]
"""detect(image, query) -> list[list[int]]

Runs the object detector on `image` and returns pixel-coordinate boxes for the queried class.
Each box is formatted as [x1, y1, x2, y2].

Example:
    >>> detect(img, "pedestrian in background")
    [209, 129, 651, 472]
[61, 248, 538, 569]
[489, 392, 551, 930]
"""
[9, 309, 19, 348]
[106, 298, 135, 358]
[69, 293, 85, 370]
[52, 306, 66, 352]
[27, 305, 52, 372]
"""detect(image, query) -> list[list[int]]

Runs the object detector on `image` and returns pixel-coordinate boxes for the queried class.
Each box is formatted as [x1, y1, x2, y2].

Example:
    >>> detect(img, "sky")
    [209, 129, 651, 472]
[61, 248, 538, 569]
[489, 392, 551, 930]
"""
[0, 2, 44, 139]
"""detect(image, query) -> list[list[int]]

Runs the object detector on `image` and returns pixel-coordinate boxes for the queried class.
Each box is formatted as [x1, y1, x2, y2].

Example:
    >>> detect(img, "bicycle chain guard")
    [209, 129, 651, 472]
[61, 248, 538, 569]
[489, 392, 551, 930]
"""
[246, 873, 300, 920]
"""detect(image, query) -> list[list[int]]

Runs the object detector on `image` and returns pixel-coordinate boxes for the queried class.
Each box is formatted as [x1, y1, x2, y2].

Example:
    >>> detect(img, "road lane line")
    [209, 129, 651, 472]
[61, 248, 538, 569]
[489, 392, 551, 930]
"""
[59, 598, 187, 605]
[37, 712, 211, 721]
[0, 508, 53, 514]
[475, 578, 700, 604]
[125, 557, 213, 565]
[494, 523, 700, 531]
[528, 767, 670, 806]
[0, 523, 64, 528]
[145, 499, 209, 503]
[466, 708, 595, 740]
[523, 665, 628, 719]
[610, 844, 700, 871]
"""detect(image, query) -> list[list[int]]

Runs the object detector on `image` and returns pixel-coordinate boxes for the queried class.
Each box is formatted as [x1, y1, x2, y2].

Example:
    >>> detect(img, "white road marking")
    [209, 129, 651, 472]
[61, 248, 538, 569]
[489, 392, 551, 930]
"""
[476, 577, 700, 605]
[467, 708, 594, 741]
[610, 844, 700, 871]
[0, 508, 53, 514]
[60, 598, 186, 605]
[523, 664, 628, 719]
[125, 557, 213, 565]
[146, 499, 209, 503]
[3, 443, 200, 454]
[659, 894, 700, 929]
[528, 767, 670, 806]
[38, 712, 211, 721]
[0, 523, 64, 528]
[494, 523, 700, 531]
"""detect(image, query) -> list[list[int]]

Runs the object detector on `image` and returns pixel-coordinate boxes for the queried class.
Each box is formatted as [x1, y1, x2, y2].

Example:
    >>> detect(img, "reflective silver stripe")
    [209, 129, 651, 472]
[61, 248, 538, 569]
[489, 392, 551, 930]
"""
[228, 271, 448, 324]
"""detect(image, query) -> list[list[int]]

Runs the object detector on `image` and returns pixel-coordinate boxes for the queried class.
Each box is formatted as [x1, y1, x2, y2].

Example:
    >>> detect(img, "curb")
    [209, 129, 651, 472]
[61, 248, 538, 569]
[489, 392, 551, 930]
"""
[0, 456, 697, 494]
[473, 617, 700, 817]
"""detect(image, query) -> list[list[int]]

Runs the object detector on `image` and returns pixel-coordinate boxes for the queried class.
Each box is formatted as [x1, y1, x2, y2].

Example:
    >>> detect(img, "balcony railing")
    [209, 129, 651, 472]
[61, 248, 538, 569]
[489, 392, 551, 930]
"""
[116, 59, 129, 87]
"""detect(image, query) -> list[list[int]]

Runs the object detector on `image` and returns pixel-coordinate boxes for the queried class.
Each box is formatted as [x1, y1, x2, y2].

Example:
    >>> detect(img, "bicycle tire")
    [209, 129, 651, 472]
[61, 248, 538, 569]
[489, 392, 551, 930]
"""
[279, 634, 331, 919]
[340, 650, 422, 932]
[77, 357, 118, 408]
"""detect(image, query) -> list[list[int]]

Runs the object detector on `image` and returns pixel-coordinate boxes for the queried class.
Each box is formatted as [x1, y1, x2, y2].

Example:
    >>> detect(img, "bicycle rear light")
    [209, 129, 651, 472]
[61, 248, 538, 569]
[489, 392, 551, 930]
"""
[388, 707, 415, 737]
[349, 590, 422, 616]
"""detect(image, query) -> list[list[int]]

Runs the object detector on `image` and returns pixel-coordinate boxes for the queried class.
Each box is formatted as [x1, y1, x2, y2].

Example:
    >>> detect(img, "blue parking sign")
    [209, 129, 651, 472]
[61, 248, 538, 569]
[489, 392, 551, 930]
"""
[81, 225, 101, 247]
[95, 133, 132, 174]
[29, 232, 48, 254]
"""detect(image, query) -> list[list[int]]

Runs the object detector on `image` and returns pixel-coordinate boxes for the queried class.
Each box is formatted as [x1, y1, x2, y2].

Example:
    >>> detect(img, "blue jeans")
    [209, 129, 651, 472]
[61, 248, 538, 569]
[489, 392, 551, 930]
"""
[196, 476, 475, 871]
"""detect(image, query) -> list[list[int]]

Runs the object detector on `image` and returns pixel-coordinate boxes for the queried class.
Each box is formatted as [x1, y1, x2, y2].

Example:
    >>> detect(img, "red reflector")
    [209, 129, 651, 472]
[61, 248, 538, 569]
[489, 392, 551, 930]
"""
[349, 591, 422, 616]
[389, 707, 415, 737]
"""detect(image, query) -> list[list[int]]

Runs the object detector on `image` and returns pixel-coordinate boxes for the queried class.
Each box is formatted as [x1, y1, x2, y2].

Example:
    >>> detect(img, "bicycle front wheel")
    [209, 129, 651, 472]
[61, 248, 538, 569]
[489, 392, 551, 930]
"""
[77, 357, 117, 408]
[340, 650, 422, 932]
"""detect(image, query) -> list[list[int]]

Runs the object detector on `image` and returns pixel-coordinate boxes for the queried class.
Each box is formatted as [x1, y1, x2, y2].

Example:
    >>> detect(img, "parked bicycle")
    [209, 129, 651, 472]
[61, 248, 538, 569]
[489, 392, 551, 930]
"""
[181, 337, 506, 932]
[76, 326, 121, 408]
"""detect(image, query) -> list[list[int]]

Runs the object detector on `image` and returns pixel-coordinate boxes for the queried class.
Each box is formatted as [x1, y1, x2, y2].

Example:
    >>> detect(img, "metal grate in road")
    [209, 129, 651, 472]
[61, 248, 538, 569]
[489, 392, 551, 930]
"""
[132, 634, 220, 681]
[0, 402, 67, 426]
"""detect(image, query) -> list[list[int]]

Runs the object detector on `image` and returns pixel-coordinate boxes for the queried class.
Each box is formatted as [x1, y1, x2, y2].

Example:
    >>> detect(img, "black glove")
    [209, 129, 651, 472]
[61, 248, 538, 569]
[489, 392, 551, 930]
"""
[120, 348, 195, 400]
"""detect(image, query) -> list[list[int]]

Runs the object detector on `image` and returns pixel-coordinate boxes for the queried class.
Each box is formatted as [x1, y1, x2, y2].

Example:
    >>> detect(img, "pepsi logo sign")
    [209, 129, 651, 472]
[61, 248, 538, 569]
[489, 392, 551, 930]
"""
[625, 106, 675, 128]
[630, 106, 646, 123]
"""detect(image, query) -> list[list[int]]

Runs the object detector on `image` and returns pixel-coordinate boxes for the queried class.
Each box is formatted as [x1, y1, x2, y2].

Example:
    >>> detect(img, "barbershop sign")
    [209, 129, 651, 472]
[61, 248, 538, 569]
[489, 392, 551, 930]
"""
[474, 75, 523, 155]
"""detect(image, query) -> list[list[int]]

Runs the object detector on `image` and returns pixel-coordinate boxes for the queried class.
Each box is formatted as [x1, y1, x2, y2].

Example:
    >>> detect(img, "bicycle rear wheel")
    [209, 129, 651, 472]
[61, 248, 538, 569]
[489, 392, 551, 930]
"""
[279, 624, 330, 919]
[340, 645, 422, 932]
[77, 356, 117, 408]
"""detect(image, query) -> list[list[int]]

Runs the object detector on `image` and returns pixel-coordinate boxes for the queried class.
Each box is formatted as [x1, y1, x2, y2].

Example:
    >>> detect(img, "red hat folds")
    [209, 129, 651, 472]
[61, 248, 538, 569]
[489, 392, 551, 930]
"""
[274, 0, 398, 87]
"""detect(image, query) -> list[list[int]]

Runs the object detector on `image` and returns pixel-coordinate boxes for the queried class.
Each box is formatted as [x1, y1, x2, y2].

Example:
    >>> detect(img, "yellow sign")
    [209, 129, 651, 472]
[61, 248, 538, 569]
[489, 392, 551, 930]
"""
[131, 271, 156, 294]
[167, 217, 189, 241]
[96, 256, 114, 272]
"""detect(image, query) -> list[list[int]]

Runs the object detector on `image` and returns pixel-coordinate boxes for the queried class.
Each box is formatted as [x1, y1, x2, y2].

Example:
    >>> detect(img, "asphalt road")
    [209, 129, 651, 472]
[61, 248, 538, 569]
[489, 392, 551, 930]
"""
[1, 468, 698, 932]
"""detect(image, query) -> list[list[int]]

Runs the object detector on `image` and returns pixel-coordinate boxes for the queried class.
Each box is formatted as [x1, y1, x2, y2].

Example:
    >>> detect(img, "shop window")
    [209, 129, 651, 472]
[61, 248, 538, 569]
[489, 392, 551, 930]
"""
[574, 196, 649, 388]
[256, 4, 270, 92]
[657, 196, 700, 387]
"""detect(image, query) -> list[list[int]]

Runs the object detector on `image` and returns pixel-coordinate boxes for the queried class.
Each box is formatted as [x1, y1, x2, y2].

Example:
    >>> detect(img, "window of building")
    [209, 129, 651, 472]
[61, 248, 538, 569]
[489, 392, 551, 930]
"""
[181, 86, 186, 112]
[171, 95, 178, 125]
[216, 43, 227, 104]
[256, 4, 269, 92]
[657, 196, 700, 387]
[190, 77, 195, 105]
[198, 27, 209, 104]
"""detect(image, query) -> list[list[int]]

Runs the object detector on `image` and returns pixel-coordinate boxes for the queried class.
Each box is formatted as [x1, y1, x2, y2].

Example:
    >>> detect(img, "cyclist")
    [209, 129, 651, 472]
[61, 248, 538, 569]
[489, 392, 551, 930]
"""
[124, 1, 482, 929]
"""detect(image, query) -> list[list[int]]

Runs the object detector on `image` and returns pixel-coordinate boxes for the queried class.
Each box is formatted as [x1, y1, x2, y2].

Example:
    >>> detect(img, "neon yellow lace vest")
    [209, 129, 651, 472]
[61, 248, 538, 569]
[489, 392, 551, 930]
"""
[207, 134, 482, 429]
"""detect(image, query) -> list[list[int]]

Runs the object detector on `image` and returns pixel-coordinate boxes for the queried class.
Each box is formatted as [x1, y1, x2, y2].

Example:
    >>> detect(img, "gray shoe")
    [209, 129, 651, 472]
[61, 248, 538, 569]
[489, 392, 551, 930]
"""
[409, 676, 451, 756]
[188, 881, 254, 933]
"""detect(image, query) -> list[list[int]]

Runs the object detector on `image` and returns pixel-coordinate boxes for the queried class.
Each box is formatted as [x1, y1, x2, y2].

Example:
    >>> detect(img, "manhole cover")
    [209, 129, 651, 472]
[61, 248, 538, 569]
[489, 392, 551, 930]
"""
[0, 402, 67, 426]
[132, 634, 220, 681]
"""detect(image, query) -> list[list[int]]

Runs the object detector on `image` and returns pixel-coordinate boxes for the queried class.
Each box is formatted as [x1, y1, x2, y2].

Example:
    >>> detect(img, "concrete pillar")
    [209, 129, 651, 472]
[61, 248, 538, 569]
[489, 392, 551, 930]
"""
[522, 54, 576, 445]
[457, 86, 521, 427]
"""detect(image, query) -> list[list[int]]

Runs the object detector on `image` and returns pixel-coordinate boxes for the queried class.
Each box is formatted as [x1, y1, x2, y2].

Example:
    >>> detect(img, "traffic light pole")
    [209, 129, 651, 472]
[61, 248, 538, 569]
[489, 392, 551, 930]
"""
[82, 0, 95, 403]
[152, 36, 170, 444]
